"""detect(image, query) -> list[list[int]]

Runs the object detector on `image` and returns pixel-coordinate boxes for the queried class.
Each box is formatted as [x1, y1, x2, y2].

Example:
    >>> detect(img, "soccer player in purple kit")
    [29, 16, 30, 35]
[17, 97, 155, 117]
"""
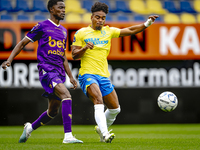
[1, 0, 83, 144]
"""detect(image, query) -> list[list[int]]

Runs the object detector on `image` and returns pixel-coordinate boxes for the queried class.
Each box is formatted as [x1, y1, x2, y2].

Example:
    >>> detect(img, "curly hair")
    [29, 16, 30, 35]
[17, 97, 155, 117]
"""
[47, 0, 64, 12]
[91, 2, 109, 14]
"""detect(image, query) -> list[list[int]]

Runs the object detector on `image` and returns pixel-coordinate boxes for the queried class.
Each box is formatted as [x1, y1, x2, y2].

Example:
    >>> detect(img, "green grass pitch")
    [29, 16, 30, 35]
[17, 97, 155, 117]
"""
[1, 124, 200, 150]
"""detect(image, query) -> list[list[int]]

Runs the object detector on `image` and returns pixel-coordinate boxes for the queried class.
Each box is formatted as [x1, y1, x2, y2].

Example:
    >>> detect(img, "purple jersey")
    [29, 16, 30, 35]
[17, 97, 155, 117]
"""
[26, 19, 67, 77]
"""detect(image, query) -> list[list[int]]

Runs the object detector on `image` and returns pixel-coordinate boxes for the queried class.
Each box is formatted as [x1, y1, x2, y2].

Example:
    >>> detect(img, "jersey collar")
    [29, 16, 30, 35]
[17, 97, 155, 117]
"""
[48, 19, 60, 27]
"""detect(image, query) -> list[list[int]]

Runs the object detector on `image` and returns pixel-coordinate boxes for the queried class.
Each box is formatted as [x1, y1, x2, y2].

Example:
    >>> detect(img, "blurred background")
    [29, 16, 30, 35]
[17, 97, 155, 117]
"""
[0, 0, 200, 126]
[0, 0, 200, 23]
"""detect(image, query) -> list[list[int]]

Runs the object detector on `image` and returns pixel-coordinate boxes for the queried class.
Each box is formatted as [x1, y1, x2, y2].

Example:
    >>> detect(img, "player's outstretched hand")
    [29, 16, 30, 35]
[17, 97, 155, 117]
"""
[148, 15, 159, 22]
[1, 61, 11, 70]
[70, 78, 78, 89]
[144, 15, 159, 27]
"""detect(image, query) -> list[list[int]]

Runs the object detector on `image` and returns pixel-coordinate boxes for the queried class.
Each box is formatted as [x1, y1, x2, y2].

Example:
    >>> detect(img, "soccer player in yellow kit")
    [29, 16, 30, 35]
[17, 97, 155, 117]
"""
[72, 2, 158, 143]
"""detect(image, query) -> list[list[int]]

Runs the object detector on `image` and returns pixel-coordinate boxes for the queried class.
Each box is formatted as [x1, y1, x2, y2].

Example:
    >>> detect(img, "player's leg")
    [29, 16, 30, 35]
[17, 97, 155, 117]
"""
[78, 74, 114, 142]
[95, 77, 120, 143]
[54, 83, 83, 144]
[87, 83, 115, 143]
[87, 83, 109, 137]
[33, 98, 61, 129]
[103, 89, 121, 128]
[18, 97, 60, 143]
[93, 89, 120, 143]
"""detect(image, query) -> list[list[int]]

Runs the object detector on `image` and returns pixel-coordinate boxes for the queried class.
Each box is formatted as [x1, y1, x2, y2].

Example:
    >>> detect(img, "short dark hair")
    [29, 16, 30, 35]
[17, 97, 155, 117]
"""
[47, 0, 64, 12]
[91, 2, 109, 14]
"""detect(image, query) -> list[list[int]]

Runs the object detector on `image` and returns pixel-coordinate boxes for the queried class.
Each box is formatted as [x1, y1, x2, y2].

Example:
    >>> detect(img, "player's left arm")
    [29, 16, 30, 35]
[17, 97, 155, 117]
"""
[63, 52, 77, 89]
[119, 15, 159, 37]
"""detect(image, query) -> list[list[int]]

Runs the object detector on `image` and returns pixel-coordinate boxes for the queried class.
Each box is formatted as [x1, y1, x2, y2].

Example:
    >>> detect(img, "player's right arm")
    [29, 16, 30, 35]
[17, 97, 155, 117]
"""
[71, 42, 94, 60]
[1, 37, 30, 69]
[71, 29, 94, 60]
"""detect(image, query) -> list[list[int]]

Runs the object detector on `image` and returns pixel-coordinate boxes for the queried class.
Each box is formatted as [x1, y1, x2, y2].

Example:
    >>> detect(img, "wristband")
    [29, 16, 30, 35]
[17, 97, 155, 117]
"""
[144, 18, 154, 27]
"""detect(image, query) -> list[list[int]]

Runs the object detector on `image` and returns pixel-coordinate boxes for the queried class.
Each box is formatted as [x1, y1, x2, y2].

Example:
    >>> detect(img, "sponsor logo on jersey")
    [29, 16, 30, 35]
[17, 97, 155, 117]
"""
[48, 36, 65, 56]
[84, 38, 108, 45]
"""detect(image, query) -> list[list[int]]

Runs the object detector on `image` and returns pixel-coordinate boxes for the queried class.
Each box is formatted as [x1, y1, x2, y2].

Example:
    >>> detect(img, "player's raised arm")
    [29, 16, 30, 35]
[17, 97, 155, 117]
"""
[119, 15, 159, 37]
[1, 37, 30, 69]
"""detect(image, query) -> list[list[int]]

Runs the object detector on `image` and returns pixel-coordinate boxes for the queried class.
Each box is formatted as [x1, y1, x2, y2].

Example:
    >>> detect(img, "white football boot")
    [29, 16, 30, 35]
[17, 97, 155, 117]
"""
[94, 126, 104, 142]
[103, 131, 115, 143]
[18, 122, 32, 143]
[63, 136, 83, 144]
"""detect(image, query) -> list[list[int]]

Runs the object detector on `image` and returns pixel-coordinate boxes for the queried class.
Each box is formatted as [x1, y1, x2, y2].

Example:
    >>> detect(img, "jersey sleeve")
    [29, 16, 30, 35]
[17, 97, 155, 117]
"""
[26, 23, 43, 42]
[72, 30, 83, 46]
[110, 27, 121, 38]
[64, 29, 67, 50]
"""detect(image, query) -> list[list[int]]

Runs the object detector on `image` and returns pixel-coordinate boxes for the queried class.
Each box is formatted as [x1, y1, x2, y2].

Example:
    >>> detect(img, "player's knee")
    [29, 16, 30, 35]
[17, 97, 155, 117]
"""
[89, 95, 103, 105]
[48, 109, 59, 118]
[94, 98, 104, 105]
[60, 90, 71, 99]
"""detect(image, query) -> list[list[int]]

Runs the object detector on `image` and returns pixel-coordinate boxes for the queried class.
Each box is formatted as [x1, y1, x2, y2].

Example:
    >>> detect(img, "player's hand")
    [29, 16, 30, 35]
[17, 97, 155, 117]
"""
[148, 15, 159, 22]
[84, 42, 94, 50]
[1, 60, 11, 70]
[144, 15, 159, 27]
[69, 78, 78, 89]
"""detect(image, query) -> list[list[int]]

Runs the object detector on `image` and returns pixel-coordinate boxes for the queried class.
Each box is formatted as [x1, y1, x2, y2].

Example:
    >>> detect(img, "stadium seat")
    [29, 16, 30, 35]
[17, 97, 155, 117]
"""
[115, 0, 132, 13]
[180, 1, 197, 13]
[180, 13, 196, 24]
[164, 13, 180, 24]
[99, 0, 117, 13]
[146, 0, 167, 14]
[0, 0, 14, 12]
[197, 14, 200, 23]
[34, 14, 46, 21]
[164, 1, 182, 13]
[196, 14, 200, 23]
[82, 0, 93, 12]
[133, 15, 146, 22]
[194, 0, 200, 12]
[129, 0, 150, 14]
[65, 0, 86, 14]
[65, 13, 81, 23]
[14, 0, 32, 12]
[17, 14, 30, 21]
[32, 0, 48, 12]
[82, 13, 92, 23]
[0, 14, 13, 21]
[117, 14, 129, 22]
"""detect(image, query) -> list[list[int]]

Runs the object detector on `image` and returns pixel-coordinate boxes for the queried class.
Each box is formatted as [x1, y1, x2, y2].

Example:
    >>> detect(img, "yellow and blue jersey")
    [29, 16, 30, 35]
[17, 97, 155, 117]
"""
[72, 25, 120, 77]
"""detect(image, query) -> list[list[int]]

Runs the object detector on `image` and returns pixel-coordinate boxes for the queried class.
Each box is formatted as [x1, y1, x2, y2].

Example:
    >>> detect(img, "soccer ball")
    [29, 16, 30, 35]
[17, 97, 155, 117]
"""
[157, 91, 178, 112]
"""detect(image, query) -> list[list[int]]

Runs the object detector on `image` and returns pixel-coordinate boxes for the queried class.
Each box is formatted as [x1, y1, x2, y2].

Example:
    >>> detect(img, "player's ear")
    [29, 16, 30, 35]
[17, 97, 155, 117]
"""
[49, 7, 53, 13]
[91, 13, 95, 19]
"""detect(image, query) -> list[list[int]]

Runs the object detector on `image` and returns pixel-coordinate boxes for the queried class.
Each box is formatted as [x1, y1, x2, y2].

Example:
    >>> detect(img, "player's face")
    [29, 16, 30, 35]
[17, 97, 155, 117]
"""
[51, 1, 65, 20]
[91, 11, 106, 30]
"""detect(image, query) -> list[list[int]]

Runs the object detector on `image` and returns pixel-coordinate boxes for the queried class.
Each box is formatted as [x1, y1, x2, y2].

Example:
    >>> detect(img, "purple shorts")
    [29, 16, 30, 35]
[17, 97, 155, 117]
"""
[39, 69, 66, 100]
